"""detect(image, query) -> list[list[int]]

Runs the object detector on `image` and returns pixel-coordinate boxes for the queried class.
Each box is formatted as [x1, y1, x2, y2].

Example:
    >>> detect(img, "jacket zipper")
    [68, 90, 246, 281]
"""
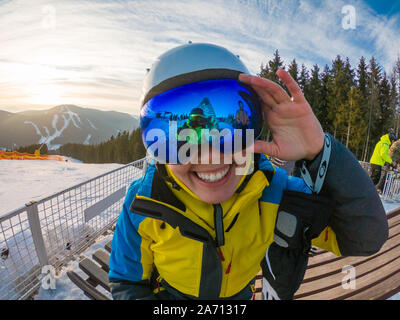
[213, 204, 225, 247]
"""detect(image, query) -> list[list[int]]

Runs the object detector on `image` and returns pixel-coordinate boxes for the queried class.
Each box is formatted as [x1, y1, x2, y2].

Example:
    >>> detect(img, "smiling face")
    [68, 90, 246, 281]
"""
[167, 149, 247, 204]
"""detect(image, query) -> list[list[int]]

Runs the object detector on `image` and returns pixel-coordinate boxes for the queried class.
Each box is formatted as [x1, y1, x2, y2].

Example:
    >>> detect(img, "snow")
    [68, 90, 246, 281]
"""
[0, 158, 399, 300]
[22, 106, 85, 150]
[87, 119, 98, 130]
[62, 105, 82, 129]
[83, 134, 91, 145]
[0, 159, 124, 217]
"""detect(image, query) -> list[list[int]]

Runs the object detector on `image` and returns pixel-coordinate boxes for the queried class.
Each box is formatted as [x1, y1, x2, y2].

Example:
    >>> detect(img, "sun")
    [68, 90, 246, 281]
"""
[26, 84, 64, 106]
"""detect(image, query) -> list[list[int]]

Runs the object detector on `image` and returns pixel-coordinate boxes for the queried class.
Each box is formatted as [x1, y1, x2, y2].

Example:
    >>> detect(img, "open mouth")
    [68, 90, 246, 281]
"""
[194, 165, 231, 183]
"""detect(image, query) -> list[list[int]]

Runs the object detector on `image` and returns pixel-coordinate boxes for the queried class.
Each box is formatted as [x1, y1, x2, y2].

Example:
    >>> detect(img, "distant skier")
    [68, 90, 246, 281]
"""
[370, 132, 398, 194]
[235, 101, 249, 129]
[177, 98, 219, 144]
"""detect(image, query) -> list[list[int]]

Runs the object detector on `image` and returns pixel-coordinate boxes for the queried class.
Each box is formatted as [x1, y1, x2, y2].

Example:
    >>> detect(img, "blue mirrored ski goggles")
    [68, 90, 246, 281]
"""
[140, 78, 263, 164]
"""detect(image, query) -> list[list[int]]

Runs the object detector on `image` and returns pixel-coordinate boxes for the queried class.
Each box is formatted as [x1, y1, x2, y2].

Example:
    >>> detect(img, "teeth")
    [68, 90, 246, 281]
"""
[196, 166, 230, 182]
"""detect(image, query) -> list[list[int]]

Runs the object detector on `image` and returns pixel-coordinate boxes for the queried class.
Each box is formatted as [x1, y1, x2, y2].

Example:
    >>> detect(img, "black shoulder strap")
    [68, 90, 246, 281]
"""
[261, 169, 275, 183]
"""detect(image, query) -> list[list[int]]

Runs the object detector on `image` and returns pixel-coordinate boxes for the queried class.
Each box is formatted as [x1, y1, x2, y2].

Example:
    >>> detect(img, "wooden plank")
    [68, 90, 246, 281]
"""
[302, 232, 400, 287]
[67, 270, 111, 300]
[105, 240, 112, 253]
[255, 278, 263, 292]
[254, 292, 263, 300]
[296, 255, 400, 300]
[307, 251, 340, 268]
[303, 226, 400, 282]
[345, 269, 400, 300]
[296, 237, 400, 297]
[93, 249, 110, 272]
[79, 258, 110, 292]
[295, 213, 400, 300]
[387, 209, 400, 220]
[307, 214, 400, 269]
[385, 213, 400, 229]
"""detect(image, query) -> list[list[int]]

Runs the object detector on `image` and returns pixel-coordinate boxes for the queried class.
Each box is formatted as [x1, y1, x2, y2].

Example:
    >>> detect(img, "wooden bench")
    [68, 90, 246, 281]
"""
[67, 241, 113, 300]
[294, 208, 400, 300]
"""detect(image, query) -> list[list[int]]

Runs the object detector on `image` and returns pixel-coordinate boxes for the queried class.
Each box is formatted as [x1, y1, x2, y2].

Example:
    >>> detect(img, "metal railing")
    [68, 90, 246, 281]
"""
[359, 161, 400, 202]
[0, 158, 147, 300]
[382, 172, 400, 202]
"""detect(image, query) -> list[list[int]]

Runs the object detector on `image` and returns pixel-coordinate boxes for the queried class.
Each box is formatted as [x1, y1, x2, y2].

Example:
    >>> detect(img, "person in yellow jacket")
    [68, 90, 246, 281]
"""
[370, 133, 397, 193]
[108, 43, 388, 300]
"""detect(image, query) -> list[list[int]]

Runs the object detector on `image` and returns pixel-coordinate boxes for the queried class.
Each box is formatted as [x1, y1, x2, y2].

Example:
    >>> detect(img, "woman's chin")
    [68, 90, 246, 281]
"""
[196, 191, 235, 204]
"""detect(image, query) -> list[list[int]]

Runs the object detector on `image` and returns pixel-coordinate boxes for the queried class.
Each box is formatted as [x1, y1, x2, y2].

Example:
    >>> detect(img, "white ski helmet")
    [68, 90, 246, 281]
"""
[140, 42, 250, 106]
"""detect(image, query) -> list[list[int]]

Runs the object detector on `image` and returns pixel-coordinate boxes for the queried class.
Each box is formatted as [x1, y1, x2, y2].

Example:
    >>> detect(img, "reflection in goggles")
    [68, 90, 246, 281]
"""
[140, 78, 262, 164]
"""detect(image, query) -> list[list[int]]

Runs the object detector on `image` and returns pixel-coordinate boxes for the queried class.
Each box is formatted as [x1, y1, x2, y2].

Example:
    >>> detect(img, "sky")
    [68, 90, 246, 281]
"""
[0, 0, 399, 115]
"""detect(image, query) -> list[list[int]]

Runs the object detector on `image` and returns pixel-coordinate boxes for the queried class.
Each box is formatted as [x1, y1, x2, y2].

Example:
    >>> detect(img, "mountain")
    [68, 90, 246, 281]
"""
[0, 105, 139, 150]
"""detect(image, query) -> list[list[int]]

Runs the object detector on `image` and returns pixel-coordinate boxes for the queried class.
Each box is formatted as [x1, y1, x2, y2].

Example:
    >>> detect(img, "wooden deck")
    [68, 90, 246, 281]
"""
[294, 208, 400, 300]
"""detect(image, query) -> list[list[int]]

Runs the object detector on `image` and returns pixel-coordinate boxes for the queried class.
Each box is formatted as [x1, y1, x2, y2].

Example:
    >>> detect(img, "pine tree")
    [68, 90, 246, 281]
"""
[327, 55, 353, 141]
[258, 50, 285, 141]
[307, 64, 323, 121]
[390, 73, 400, 136]
[356, 56, 369, 99]
[356, 56, 370, 160]
[345, 87, 366, 156]
[365, 56, 383, 160]
[259, 49, 284, 86]
[298, 64, 310, 100]
[288, 59, 299, 83]
[258, 62, 270, 78]
[378, 73, 394, 134]
[319, 65, 331, 132]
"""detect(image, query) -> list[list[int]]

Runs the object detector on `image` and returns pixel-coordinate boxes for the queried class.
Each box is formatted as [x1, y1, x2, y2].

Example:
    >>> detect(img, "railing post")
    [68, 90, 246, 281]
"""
[26, 201, 49, 266]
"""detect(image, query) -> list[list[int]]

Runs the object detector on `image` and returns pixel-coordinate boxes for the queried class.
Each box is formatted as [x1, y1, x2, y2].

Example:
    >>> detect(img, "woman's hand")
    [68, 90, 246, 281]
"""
[239, 69, 324, 161]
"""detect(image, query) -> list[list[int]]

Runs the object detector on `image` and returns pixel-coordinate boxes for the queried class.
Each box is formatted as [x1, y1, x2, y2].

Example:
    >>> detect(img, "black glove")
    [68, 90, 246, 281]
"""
[261, 190, 334, 300]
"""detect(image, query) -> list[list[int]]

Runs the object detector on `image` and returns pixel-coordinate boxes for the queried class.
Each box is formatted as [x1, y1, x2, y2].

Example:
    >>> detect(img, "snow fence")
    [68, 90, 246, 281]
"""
[0, 158, 147, 300]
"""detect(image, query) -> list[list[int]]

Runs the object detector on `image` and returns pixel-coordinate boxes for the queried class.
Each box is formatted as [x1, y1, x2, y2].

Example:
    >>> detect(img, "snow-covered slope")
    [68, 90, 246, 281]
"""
[0, 105, 139, 150]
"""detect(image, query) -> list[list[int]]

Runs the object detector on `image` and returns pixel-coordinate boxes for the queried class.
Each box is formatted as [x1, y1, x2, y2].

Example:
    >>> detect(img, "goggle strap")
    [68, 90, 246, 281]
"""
[300, 134, 331, 194]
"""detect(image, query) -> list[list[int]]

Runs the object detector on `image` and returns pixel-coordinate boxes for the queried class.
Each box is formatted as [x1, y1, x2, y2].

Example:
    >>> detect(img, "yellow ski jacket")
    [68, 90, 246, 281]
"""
[370, 134, 393, 166]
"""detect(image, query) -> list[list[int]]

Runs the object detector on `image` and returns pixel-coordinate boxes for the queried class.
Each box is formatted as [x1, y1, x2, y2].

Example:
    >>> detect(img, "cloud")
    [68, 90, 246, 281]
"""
[0, 0, 399, 115]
